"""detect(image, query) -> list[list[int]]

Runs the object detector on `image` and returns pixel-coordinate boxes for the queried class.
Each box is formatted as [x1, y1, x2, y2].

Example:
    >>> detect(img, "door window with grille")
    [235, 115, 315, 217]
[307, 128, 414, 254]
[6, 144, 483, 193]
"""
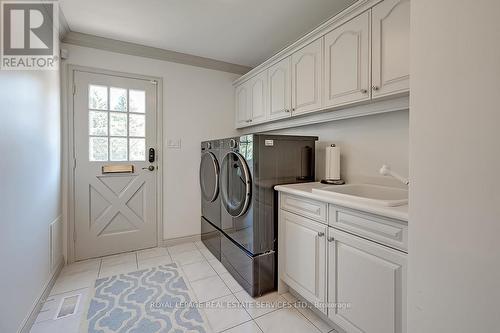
[88, 85, 147, 162]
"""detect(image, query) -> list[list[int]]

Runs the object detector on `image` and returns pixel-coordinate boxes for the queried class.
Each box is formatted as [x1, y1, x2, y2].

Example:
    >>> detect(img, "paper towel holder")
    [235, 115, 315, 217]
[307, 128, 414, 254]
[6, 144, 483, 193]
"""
[320, 144, 345, 185]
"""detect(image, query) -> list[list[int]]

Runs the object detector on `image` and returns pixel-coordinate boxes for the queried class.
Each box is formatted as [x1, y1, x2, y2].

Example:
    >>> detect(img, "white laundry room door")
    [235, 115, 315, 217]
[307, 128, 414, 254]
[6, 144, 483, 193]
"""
[73, 70, 159, 260]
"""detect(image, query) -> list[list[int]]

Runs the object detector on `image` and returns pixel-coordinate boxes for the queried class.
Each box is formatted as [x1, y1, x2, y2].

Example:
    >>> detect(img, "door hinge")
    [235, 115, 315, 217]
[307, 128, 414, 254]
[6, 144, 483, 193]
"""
[72, 84, 76, 95]
[73, 157, 76, 170]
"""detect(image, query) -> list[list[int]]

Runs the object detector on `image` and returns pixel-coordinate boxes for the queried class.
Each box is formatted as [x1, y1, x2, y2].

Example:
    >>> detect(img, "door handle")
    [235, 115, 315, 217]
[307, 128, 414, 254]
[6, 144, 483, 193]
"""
[142, 165, 155, 171]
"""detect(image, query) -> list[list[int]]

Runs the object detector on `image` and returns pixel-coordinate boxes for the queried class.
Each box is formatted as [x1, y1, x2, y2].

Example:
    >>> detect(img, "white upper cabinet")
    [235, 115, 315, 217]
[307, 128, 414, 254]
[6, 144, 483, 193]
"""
[268, 57, 292, 121]
[235, 83, 250, 128]
[328, 228, 407, 333]
[280, 210, 327, 308]
[233, 0, 411, 129]
[291, 38, 323, 115]
[371, 0, 410, 98]
[235, 71, 268, 128]
[324, 12, 370, 108]
[248, 71, 268, 124]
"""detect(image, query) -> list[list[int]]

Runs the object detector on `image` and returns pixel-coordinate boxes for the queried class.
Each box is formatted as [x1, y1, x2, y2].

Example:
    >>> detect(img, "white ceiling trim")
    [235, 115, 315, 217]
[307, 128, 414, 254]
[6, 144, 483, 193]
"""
[62, 31, 252, 75]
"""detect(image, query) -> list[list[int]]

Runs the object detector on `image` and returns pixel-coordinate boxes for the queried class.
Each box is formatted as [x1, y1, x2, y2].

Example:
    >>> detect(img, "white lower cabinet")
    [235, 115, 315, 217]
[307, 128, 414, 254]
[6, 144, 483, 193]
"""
[279, 199, 407, 333]
[327, 227, 407, 333]
[280, 210, 327, 310]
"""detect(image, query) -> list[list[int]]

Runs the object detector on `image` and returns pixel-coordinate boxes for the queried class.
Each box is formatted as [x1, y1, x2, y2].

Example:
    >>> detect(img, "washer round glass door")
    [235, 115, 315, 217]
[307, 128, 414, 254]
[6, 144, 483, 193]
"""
[199, 152, 220, 202]
[220, 151, 251, 217]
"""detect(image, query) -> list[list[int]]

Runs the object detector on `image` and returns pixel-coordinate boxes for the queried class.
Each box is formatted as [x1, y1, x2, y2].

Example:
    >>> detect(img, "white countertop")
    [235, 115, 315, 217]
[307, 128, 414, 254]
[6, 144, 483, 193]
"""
[274, 182, 408, 222]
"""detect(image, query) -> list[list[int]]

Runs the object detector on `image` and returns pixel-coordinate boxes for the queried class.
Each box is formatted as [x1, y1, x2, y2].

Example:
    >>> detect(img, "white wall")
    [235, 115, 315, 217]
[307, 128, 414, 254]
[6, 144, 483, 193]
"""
[0, 70, 62, 332]
[409, 1, 500, 332]
[62, 44, 239, 241]
[270, 110, 409, 187]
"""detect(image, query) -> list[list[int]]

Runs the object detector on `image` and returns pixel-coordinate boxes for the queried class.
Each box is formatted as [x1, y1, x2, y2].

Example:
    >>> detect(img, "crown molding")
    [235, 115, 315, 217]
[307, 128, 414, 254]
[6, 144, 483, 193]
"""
[58, 7, 70, 40]
[62, 31, 252, 75]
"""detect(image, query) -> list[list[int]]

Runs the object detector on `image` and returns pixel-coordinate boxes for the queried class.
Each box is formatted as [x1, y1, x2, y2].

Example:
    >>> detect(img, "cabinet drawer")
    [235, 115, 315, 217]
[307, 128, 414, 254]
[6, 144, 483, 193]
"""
[280, 193, 327, 223]
[329, 205, 408, 252]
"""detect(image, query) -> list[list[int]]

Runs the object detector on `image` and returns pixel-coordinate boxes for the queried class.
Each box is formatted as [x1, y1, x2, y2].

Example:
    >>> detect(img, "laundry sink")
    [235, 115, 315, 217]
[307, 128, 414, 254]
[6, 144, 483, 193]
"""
[312, 184, 408, 207]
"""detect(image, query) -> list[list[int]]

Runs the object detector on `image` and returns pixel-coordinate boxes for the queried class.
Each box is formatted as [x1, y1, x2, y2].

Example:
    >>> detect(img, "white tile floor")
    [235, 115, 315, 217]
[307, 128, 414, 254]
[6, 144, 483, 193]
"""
[31, 240, 337, 333]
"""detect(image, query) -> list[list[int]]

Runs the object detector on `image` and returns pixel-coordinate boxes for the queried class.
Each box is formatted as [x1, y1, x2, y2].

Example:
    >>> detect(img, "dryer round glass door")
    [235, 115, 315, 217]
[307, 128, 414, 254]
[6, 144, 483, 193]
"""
[220, 151, 251, 217]
[200, 152, 220, 202]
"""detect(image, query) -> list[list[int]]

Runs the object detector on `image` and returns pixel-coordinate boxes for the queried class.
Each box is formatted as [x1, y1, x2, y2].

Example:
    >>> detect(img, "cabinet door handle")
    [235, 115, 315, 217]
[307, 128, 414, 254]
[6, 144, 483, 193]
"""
[372, 86, 379, 91]
[327, 237, 335, 242]
[361, 89, 368, 94]
[317, 232, 325, 237]
[284, 109, 290, 113]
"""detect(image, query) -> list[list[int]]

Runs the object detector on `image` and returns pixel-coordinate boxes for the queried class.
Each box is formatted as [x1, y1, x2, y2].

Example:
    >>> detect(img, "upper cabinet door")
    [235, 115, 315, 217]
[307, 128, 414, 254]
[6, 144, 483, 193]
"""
[248, 71, 268, 124]
[324, 12, 370, 108]
[292, 38, 323, 115]
[235, 83, 250, 128]
[372, 0, 410, 98]
[268, 57, 292, 121]
[328, 228, 407, 333]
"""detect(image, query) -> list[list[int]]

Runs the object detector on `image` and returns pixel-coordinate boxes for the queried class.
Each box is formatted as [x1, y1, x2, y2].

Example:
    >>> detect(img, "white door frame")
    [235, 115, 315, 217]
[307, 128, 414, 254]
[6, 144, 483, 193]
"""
[63, 64, 164, 264]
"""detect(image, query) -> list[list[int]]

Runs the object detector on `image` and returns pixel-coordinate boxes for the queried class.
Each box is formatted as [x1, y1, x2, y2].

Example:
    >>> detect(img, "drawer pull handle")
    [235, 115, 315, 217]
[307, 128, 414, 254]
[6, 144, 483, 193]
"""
[327, 237, 335, 242]
[317, 232, 325, 237]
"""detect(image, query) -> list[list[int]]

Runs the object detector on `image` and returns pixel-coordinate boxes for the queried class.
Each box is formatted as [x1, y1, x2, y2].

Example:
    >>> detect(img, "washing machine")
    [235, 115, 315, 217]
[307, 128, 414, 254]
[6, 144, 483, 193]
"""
[218, 134, 317, 296]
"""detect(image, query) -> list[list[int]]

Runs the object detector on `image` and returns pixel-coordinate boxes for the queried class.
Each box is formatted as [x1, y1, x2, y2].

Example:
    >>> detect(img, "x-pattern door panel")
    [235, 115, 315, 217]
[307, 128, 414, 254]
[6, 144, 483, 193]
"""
[90, 174, 145, 236]
[73, 70, 158, 260]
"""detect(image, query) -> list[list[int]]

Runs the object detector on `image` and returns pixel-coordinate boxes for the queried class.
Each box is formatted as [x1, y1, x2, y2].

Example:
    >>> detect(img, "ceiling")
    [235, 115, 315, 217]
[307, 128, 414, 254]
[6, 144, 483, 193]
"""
[59, 0, 357, 68]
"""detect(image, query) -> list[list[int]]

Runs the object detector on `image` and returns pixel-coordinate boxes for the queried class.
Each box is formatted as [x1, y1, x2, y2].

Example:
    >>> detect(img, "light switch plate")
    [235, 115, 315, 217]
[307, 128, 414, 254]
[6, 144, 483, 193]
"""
[167, 139, 181, 149]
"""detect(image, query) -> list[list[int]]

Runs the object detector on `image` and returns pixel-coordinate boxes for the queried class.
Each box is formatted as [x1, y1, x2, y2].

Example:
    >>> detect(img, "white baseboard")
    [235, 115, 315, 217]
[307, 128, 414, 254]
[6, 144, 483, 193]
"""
[161, 234, 201, 247]
[18, 258, 64, 333]
[50, 216, 63, 271]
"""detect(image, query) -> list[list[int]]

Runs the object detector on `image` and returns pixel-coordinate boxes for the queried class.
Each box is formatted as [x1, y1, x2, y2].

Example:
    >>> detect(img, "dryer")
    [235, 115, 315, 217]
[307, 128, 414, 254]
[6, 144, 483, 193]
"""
[200, 140, 222, 260]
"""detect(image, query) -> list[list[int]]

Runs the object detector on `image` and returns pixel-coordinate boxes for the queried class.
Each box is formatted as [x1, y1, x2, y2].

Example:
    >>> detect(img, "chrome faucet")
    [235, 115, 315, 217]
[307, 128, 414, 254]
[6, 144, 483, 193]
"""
[379, 165, 409, 186]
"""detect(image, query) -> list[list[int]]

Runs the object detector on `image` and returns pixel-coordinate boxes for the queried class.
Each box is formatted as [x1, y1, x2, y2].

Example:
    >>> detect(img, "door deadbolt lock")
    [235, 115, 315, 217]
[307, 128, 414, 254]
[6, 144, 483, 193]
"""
[142, 165, 155, 171]
[149, 148, 155, 163]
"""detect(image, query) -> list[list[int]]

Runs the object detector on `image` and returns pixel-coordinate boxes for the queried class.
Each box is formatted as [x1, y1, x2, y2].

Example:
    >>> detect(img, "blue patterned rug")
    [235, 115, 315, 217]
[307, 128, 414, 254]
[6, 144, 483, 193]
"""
[80, 263, 209, 333]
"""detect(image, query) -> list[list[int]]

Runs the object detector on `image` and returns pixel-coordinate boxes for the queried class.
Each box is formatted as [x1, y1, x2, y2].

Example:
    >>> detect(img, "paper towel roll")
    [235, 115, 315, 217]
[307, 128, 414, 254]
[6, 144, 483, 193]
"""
[325, 144, 340, 180]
